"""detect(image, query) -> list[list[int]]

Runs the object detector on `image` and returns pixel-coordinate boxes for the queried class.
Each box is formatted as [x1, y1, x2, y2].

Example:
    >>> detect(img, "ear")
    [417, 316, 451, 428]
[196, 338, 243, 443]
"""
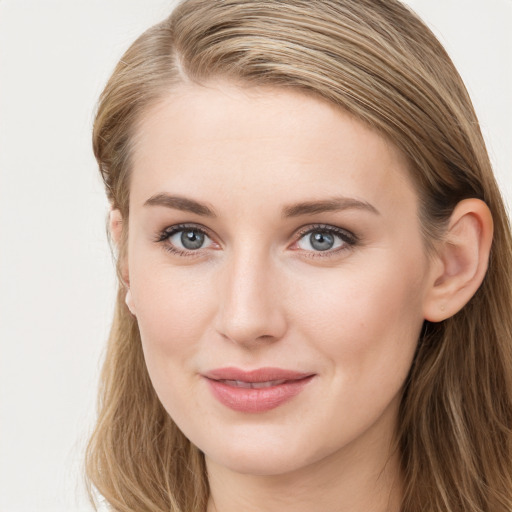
[109, 209, 136, 315]
[109, 208, 123, 246]
[423, 198, 493, 322]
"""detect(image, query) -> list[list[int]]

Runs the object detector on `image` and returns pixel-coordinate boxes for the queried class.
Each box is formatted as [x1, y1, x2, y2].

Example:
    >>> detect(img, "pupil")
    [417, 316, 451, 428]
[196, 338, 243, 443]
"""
[181, 230, 205, 250]
[310, 231, 334, 251]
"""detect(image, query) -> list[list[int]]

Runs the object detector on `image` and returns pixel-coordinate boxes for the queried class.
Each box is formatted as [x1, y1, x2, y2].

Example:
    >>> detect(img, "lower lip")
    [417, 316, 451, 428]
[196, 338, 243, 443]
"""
[205, 376, 314, 413]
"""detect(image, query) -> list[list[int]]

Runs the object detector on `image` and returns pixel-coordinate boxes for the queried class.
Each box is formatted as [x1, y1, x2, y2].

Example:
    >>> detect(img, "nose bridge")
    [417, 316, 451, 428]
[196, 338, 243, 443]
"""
[215, 241, 286, 346]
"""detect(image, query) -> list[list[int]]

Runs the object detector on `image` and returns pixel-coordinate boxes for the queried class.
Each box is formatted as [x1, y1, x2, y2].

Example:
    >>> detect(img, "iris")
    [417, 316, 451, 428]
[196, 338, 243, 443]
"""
[181, 230, 205, 250]
[310, 231, 335, 251]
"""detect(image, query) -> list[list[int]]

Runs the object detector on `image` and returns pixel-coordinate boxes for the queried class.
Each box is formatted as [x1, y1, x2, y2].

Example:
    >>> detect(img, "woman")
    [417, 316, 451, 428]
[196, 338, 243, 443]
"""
[86, 1, 512, 511]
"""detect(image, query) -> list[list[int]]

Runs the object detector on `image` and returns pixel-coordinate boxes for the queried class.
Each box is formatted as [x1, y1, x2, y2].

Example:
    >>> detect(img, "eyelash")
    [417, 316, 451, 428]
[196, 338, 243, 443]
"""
[293, 224, 358, 258]
[154, 223, 216, 257]
[154, 223, 358, 258]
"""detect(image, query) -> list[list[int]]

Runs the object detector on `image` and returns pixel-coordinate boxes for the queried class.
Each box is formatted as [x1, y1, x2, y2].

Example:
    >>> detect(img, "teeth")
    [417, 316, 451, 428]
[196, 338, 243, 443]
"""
[234, 380, 252, 389]
[221, 379, 287, 389]
[250, 380, 287, 389]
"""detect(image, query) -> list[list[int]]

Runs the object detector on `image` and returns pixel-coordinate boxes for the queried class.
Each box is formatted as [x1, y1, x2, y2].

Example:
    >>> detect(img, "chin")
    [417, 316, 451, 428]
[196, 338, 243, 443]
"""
[208, 449, 309, 477]
[200, 428, 328, 477]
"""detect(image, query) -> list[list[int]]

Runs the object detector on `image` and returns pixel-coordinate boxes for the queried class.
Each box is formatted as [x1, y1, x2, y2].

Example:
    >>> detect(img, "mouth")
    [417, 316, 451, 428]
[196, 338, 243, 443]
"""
[202, 367, 315, 413]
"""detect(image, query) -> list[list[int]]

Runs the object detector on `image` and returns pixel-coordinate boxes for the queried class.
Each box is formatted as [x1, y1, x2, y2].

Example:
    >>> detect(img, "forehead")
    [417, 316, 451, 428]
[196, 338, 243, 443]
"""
[129, 82, 417, 216]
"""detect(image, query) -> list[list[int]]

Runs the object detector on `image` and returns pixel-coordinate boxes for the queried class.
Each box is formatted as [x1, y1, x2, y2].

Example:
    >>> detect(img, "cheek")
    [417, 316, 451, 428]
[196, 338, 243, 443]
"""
[293, 254, 426, 374]
[130, 262, 217, 363]
[128, 264, 219, 418]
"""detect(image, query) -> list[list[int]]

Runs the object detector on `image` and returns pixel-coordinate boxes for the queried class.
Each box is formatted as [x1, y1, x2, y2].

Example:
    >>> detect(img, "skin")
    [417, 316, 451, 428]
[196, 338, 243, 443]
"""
[123, 82, 444, 512]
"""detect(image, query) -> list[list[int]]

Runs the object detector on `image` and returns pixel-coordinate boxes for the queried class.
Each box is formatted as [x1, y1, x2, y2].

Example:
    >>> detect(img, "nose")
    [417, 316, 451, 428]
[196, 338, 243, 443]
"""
[214, 247, 288, 348]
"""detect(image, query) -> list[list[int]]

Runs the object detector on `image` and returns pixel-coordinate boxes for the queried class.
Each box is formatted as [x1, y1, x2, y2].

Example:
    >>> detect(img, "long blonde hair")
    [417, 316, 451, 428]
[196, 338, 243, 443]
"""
[86, 1, 512, 510]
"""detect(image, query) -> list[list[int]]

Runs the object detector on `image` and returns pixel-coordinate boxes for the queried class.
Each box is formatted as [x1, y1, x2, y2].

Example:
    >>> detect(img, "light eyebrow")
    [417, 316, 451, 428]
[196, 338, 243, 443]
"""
[143, 193, 217, 217]
[282, 197, 379, 218]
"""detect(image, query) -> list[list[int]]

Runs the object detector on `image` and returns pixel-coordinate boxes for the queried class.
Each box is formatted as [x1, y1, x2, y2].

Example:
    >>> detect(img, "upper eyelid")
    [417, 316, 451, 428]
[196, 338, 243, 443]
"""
[294, 224, 357, 242]
[153, 225, 210, 251]
[159, 223, 354, 236]
[160, 223, 213, 238]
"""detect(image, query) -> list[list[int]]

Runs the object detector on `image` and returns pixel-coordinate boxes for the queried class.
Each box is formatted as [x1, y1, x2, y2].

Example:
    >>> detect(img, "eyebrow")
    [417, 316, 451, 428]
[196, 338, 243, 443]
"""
[282, 197, 379, 217]
[144, 193, 217, 217]
[143, 193, 379, 218]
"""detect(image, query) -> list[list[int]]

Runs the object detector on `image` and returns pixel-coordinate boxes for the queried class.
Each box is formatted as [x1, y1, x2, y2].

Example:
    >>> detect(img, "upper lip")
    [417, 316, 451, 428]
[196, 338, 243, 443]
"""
[203, 367, 314, 383]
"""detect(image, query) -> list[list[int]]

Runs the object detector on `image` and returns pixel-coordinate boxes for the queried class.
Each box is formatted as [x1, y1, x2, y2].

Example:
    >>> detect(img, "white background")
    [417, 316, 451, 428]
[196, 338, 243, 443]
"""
[0, 1, 510, 511]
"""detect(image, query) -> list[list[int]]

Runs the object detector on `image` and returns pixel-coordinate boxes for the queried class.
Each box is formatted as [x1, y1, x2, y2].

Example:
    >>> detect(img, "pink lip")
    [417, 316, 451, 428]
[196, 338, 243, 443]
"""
[203, 367, 315, 413]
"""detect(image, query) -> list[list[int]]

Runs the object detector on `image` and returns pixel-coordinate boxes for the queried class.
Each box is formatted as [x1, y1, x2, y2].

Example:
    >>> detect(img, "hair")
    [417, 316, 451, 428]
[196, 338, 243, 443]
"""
[86, 1, 512, 511]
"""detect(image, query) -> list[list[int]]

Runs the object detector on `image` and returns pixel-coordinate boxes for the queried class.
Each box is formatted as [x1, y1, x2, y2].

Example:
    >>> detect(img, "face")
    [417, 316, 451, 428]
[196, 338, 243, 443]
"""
[125, 82, 434, 477]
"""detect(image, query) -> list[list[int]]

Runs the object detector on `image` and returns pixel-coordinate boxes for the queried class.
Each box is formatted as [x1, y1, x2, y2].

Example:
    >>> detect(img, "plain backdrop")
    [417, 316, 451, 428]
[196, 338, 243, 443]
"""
[0, 1, 511, 511]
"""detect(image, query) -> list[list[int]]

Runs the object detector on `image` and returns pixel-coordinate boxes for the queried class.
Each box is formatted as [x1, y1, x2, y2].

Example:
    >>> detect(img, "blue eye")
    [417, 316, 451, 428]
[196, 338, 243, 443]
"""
[156, 223, 356, 257]
[170, 229, 208, 250]
[295, 226, 356, 253]
[157, 224, 215, 254]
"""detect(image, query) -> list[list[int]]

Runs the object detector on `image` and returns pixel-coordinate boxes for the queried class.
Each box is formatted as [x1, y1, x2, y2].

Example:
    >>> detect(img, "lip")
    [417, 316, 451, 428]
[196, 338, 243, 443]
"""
[203, 367, 315, 413]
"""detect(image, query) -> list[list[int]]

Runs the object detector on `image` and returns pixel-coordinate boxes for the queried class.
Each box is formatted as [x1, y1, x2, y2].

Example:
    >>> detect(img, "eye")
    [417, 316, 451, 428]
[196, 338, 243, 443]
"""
[170, 228, 210, 250]
[155, 224, 216, 255]
[293, 225, 357, 254]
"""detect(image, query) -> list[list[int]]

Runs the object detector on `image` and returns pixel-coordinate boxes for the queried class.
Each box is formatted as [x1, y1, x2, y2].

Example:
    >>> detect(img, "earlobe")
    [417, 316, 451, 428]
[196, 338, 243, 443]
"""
[125, 288, 137, 316]
[423, 199, 493, 322]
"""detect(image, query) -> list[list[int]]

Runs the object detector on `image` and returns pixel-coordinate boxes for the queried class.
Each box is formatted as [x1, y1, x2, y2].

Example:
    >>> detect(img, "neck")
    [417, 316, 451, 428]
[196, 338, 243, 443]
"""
[206, 415, 402, 512]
